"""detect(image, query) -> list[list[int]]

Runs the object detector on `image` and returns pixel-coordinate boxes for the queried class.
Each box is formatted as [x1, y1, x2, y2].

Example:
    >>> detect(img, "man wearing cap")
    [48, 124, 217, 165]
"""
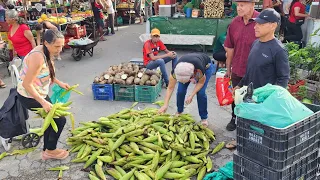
[143, 28, 178, 87]
[235, 8, 289, 90]
[158, 53, 215, 127]
[224, 0, 260, 131]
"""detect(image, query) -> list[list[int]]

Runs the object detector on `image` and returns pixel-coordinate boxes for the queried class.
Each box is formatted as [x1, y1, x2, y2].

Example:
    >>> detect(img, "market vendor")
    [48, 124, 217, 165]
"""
[158, 53, 214, 127]
[143, 28, 178, 88]
[224, 0, 259, 132]
[7, 8, 36, 61]
[17, 29, 69, 160]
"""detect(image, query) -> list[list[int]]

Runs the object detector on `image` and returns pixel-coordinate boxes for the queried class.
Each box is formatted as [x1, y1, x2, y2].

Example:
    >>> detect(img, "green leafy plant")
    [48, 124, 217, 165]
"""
[297, 85, 308, 99]
[285, 42, 309, 84]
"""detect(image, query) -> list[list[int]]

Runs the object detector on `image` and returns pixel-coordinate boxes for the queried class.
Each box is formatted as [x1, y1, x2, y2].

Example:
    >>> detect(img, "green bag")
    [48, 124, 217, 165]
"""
[50, 84, 71, 103]
[203, 161, 233, 180]
[235, 84, 314, 128]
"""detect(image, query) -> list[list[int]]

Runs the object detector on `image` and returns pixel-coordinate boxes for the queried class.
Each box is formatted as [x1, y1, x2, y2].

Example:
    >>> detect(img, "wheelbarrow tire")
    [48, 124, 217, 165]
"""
[72, 48, 82, 61]
[21, 133, 41, 148]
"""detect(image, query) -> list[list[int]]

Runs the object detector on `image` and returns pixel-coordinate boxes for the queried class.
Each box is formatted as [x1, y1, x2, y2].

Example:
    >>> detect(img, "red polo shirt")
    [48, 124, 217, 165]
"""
[224, 11, 260, 77]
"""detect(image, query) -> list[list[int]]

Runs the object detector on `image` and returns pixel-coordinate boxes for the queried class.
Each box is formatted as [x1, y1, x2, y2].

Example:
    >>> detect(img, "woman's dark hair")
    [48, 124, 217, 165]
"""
[289, 0, 300, 15]
[43, 29, 64, 81]
[35, 23, 44, 31]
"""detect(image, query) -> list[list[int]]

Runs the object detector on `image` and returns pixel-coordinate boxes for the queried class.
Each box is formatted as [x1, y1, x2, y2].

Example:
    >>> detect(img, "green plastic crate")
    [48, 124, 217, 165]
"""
[114, 84, 135, 101]
[134, 79, 162, 103]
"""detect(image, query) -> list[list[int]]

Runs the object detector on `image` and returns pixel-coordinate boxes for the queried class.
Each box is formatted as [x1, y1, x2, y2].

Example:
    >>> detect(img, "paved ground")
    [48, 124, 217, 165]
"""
[0, 24, 236, 179]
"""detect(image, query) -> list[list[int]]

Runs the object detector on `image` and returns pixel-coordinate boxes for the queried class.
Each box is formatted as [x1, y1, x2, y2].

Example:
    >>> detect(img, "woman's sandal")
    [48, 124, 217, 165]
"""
[225, 140, 237, 150]
[0, 82, 6, 88]
[201, 119, 209, 127]
[41, 150, 69, 160]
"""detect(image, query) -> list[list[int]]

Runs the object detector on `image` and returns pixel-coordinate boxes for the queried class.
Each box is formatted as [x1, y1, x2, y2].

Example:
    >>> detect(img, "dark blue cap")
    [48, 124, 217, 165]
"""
[250, 8, 281, 24]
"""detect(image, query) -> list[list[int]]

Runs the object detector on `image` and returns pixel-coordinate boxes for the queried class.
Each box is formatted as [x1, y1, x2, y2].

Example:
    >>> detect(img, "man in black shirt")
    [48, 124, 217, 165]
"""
[158, 53, 214, 127]
[235, 8, 289, 92]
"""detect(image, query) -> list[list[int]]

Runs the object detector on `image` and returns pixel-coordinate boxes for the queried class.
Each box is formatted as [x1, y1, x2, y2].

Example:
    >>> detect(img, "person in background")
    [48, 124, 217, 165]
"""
[224, 0, 259, 131]
[134, 0, 144, 24]
[153, 0, 160, 15]
[283, 0, 309, 43]
[0, 40, 6, 88]
[35, 21, 62, 60]
[212, 31, 227, 69]
[6, 8, 36, 61]
[158, 53, 214, 127]
[263, 0, 282, 11]
[92, 0, 107, 41]
[225, 0, 237, 17]
[17, 29, 69, 160]
[283, 0, 293, 15]
[105, 0, 115, 35]
[143, 28, 178, 88]
[145, 0, 153, 21]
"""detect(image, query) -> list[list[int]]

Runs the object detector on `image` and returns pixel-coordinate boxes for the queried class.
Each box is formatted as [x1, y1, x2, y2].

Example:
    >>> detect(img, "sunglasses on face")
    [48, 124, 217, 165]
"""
[153, 35, 160, 38]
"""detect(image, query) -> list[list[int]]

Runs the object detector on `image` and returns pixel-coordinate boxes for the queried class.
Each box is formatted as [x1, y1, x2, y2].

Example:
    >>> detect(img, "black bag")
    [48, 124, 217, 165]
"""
[0, 88, 29, 138]
[296, 19, 305, 26]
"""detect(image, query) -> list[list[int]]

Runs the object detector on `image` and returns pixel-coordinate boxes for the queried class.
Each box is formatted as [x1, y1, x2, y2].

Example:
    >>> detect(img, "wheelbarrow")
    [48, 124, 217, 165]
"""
[68, 38, 100, 61]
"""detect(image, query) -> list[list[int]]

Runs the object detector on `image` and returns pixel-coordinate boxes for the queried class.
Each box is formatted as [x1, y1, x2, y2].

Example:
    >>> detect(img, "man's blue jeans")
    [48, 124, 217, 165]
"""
[176, 62, 214, 120]
[146, 56, 178, 84]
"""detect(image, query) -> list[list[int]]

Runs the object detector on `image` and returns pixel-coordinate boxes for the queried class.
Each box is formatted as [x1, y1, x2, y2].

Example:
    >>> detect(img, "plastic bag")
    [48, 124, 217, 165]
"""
[216, 77, 234, 106]
[204, 161, 233, 180]
[235, 84, 314, 128]
[50, 84, 71, 103]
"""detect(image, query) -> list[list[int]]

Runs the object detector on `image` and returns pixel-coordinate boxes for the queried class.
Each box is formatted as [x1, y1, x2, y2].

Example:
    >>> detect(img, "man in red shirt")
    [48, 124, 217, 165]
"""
[224, 0, 260, 131]
[143, 28, 178, 87]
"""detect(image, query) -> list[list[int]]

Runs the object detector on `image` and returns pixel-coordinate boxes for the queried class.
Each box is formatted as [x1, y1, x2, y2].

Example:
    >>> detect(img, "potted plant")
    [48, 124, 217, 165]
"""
[285, 42, 308, 95]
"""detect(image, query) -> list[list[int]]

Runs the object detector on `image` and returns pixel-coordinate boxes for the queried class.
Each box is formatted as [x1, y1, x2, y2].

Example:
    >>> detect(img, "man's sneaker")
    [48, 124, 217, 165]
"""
[226, 117, 236, 131]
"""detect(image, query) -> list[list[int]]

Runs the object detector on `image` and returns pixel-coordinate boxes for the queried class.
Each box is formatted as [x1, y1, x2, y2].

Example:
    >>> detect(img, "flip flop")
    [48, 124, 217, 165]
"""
[0, 83, 6, 88]
[226, 140, 237, 150]
[41, 150, 69, 160]
[201, 119, 209, 127]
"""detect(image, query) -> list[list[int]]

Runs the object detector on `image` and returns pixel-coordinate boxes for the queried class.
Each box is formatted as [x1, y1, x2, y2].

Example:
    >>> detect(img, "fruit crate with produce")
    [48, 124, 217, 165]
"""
[134, 70, 162, 103]
[93, 63, 162, 102]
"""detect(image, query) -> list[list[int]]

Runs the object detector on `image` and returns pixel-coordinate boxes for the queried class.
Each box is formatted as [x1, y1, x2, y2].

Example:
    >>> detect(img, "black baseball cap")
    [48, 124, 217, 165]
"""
[250, 8, 281, 24]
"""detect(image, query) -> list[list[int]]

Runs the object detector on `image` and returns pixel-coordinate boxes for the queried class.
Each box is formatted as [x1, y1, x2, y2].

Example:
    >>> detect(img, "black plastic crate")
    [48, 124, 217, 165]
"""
[233, 150, 319, 180]
[236, 104, 320, 170]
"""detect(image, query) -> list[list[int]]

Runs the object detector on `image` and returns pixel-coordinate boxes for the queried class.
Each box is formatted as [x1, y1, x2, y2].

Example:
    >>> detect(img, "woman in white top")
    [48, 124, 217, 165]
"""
[105, 0, 115, 35]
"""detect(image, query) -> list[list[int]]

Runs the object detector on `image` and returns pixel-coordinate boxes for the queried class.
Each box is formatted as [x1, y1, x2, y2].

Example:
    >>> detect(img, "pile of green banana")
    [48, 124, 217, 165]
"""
[67, 107, 218, 180]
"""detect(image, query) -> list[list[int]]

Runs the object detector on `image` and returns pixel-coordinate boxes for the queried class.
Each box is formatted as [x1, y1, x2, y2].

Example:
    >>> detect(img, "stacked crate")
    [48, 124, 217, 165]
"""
[234, 103, 320, 180]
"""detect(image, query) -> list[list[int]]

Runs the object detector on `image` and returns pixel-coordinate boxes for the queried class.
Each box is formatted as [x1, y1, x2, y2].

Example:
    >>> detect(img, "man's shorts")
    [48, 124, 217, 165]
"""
[95, 17, 104, 28]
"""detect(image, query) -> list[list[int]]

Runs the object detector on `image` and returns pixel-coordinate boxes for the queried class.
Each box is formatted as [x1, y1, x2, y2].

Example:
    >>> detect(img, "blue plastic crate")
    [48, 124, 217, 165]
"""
[92, 84, 114, 101]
